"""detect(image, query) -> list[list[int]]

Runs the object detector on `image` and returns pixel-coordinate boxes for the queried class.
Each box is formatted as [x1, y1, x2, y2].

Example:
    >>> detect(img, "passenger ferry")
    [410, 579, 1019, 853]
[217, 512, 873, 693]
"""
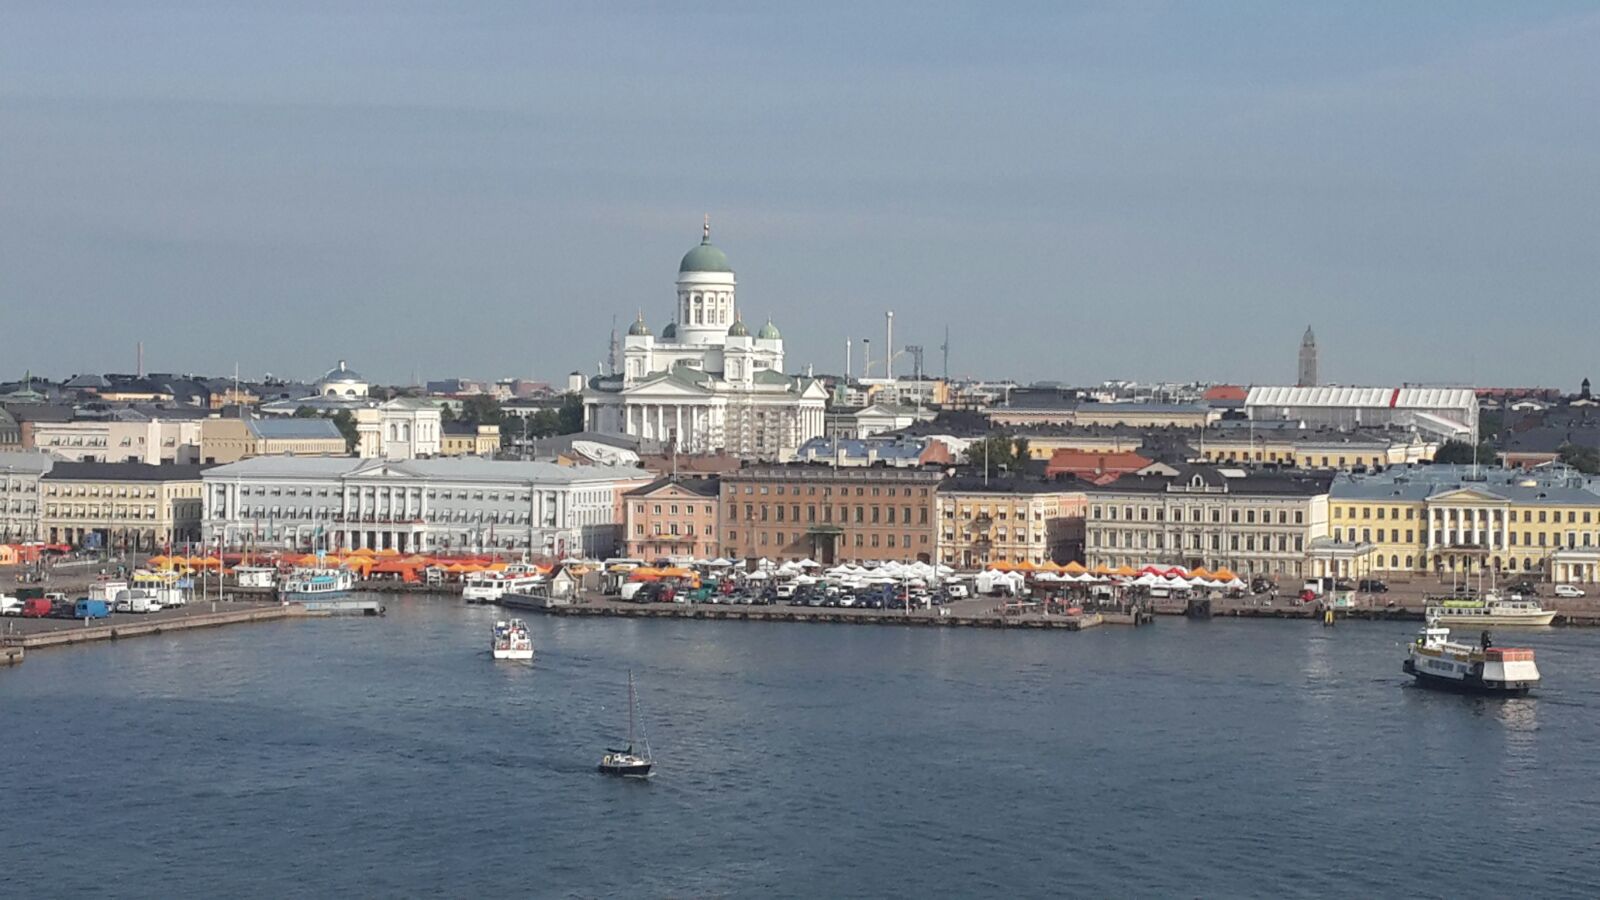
[491, 619, 534, 660]
[462, 572, 545, 604]
[1424, 594, 1556, 627]
[1404, 620, 1540, 695]
[279, 567, 355, 600]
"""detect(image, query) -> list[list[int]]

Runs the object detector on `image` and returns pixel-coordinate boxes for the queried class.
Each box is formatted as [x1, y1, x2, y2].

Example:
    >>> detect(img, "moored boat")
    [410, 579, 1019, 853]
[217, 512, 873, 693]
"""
[279, 567, 355, 600]
[491, 619, 534, 660]
[1403, 620, 1539, 695]
[1424, 594, 1555, 627]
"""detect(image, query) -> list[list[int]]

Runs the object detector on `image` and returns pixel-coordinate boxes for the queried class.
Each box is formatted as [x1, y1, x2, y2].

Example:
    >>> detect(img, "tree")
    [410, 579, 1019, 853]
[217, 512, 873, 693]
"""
[1433, 439, 1493, 466]
[330, 410, 359, 453]
[1558, 442, 1600, 475]
[965, 434, 1022, 471]
[458, 394, 503, 426]
[557, 394, 584, 435]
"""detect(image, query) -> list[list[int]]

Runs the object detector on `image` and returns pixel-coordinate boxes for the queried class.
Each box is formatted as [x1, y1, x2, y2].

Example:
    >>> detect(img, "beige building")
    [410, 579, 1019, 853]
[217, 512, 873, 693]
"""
[624, 477, 721, 561]
[936, 478, 1087, 568]
[1083, 466, 1334, 580]
[1196, 428, 1437, 469]
[0, 451, 51, 542]
[200, 416, 348, 464]
[30, 418, 202, 464]
[40, 462, 206, 551]
[441, 423, 502, 457]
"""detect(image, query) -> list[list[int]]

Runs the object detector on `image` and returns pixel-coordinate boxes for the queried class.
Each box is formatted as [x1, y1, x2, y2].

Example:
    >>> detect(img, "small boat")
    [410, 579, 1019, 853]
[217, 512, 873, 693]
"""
[598, 670, 653, 778]
[464, 573, 545, 605]
[491, 619, 534, 660]
[1403, 618, 1539, 695]
[279, 567, 355, 600]
[1424, 593, 1555, 627]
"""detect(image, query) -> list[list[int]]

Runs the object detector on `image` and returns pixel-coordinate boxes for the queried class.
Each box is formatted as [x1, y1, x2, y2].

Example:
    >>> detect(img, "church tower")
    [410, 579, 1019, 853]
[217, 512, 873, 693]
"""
[1297, 326, 1318, 387]
[675, 216, 738, 346]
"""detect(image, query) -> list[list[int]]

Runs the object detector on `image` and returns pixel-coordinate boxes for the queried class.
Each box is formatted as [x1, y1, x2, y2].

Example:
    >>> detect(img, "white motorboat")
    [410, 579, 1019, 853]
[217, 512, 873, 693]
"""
[491, 619, 534, 660]
[1404, 619, 1539, 695]
[1424, 594, 1556, 627]
[280, 567, 355, 600]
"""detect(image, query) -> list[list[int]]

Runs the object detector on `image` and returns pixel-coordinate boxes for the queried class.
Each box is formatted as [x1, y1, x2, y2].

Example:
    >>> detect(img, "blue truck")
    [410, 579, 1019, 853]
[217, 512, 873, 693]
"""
[73, 599, 111, 620]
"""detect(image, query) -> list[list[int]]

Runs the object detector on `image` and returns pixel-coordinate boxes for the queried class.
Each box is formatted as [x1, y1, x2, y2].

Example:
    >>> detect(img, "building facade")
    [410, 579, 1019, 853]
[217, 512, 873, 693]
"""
[1083, 467, 1333, 579]
[200, 416, 347, 463]
[623, 477, 721, 561]
[40, 462, 206, 551]
[936, 479, 1087, 568]
[582, 223, 828, 459]
[202, 456, 652, 558]
[440, 423, 502, 457]
[0, 451, 50, 542]
[719, 465, 942, 565]
[1328, 465, 1600, 582]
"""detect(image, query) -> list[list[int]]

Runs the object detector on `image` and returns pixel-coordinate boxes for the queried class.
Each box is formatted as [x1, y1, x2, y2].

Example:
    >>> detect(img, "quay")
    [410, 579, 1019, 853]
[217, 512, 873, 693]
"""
[0, 601, 304, 658]
[503, 593, 1142, 631]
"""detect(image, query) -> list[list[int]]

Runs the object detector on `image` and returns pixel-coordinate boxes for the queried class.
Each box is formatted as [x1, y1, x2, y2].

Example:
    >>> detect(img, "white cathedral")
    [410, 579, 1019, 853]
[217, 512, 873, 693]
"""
[582, 221, 828, 459]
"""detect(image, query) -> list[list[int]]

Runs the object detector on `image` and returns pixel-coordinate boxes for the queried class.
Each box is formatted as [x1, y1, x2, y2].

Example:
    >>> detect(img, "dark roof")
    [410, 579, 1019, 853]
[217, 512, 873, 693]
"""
[626, 476, 721, 498]
[441, 421, 482, 436]
[43, 462, 211, 482]
[938, 475, 1072, 494]
[1080, 465, 1333, 497]
[4, 404, 75, 423]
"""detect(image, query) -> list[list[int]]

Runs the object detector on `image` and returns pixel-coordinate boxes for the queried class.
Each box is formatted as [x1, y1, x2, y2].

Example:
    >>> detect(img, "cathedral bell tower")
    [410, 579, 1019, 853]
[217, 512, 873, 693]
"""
[674, 216, 738, 346]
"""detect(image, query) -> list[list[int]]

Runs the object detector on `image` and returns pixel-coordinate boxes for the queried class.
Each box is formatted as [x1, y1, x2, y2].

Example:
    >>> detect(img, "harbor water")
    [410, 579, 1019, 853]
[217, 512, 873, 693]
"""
[3, 593, 1598, 897]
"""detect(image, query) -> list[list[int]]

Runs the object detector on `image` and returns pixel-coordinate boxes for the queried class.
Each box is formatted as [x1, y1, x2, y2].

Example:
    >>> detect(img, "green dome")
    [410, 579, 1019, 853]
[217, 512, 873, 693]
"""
[627, 316, 651, 337]
[727, 317, 750, 338]
[661, 322, 678, 339]
[680, 239, 731, 273]
[757, 319, 781, 340]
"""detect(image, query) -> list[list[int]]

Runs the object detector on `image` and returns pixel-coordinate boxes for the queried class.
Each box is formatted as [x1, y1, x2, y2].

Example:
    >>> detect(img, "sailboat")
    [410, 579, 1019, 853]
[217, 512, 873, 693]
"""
[598, 671, 653, 778]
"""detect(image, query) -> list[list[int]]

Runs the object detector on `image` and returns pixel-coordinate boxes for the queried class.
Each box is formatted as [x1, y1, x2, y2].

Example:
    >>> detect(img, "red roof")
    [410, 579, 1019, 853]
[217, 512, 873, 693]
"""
[1203, 384, 1247, 402]
[1045, 450, 1153, 478]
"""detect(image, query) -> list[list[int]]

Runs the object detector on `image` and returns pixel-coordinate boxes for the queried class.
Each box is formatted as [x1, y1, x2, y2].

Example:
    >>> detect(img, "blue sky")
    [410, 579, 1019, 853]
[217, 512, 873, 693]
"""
[3, 2, 1597, 388]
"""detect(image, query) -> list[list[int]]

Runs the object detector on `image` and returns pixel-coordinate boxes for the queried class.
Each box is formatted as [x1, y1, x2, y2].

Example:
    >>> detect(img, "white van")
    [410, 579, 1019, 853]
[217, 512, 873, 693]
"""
[0, 595, 23, 616]
[114, 588, 163, 614]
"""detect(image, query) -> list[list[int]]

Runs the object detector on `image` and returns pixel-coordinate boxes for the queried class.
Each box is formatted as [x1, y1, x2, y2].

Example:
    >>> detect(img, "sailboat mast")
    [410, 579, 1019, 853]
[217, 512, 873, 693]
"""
[627, 670, 636, 749]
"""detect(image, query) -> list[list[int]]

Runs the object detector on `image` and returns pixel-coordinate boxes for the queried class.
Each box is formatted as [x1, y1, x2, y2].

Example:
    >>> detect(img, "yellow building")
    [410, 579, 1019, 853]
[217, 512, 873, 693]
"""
[1329, 465, 1600, 582]
[200, 416, 348, 464]
[1197, 430, 1437, 469]
[936, 479, 1087, 568]
[441, 423, 502, 457]
[40, 462, 206, 551]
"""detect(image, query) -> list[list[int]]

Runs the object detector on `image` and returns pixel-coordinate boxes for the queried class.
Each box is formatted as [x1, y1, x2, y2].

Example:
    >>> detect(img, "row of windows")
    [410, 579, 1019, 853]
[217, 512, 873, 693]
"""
[234, 506, 556, 526]
[635, 503, 715, 516]
[1337, 526, 1600, 549]
[728, 504, 931, 525]
[943, 530, 1047, 544]
[1336, 505, 1597, 525]
[44, 486, 160, 499]
[46, 505, 162, 519]
[635, 523, 701, 536]
[1092, 557, 1306, 577]
[729, 484, 932, 498]
[728, 530, 930, 548]
[1091, 505, 1305, 525]
[236, 486, 539, 503]
[1089, 530, 1305, 553]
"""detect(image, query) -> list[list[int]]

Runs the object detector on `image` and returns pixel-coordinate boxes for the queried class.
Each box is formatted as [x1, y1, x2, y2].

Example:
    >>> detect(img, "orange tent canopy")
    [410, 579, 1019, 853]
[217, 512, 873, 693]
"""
[1114, 565, 1137, 577]
[987, 561, 1015, 572]
[1189, 566, 1212, 579]
[351, 547, 376, 557]
[1062, 561, 1088, 575]
[375, 547, 400, 557]
[1213, 567, 1238, 582]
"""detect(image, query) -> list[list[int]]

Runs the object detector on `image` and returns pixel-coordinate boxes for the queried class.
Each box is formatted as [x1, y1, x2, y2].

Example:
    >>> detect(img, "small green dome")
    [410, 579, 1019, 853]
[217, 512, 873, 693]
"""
[727, 317, 750, 338]
[661, 322, 678, 339]
[627, 316, 651, 337]
[757, 319, 781, 340]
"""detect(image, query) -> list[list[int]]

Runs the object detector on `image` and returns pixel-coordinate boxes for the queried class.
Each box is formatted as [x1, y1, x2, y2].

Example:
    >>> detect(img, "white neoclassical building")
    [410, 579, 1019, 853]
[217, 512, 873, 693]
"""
[583, 221, 828, 460]
[202, 456, 652, 558]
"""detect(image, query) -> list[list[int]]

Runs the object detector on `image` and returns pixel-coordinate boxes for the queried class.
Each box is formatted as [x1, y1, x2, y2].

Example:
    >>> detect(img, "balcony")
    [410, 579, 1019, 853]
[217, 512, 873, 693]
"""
[331, 513, 426, 525]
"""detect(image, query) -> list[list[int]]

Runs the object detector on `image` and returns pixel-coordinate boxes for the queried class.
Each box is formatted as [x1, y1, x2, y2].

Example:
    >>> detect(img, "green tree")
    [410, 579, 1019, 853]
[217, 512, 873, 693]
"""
[330, 410, 359, 453]
[557, 394, 584, 435]
[965, 434, 1022, 470]
[1558, 442, 1600, 475]
[458, 394, 503, 426]
[1433, 439, 1493, 466]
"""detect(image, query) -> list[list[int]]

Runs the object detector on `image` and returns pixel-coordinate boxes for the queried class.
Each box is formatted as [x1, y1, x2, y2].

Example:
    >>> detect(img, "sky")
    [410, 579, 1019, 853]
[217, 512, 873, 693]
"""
[3, 1, 1598, 389]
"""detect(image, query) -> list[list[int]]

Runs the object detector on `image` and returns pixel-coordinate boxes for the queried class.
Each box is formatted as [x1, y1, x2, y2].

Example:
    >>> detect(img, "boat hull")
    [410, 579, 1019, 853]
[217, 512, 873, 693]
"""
[598, 761, 653, 777]
[492, 647, 534, 660]
[1403, 659, 1535, 695]
[1427, 612, 1556, 627]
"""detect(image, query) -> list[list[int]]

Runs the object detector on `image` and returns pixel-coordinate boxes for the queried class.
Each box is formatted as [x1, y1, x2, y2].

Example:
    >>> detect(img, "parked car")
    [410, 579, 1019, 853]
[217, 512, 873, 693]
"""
[1508, 581, 1540, 596]
[0, 594, 23, 616]
[1358, 579, 1389, 593]
[74, 599, 111, 619]
[1554, 584, 1586, 598]
[21, 598, 53, 618]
